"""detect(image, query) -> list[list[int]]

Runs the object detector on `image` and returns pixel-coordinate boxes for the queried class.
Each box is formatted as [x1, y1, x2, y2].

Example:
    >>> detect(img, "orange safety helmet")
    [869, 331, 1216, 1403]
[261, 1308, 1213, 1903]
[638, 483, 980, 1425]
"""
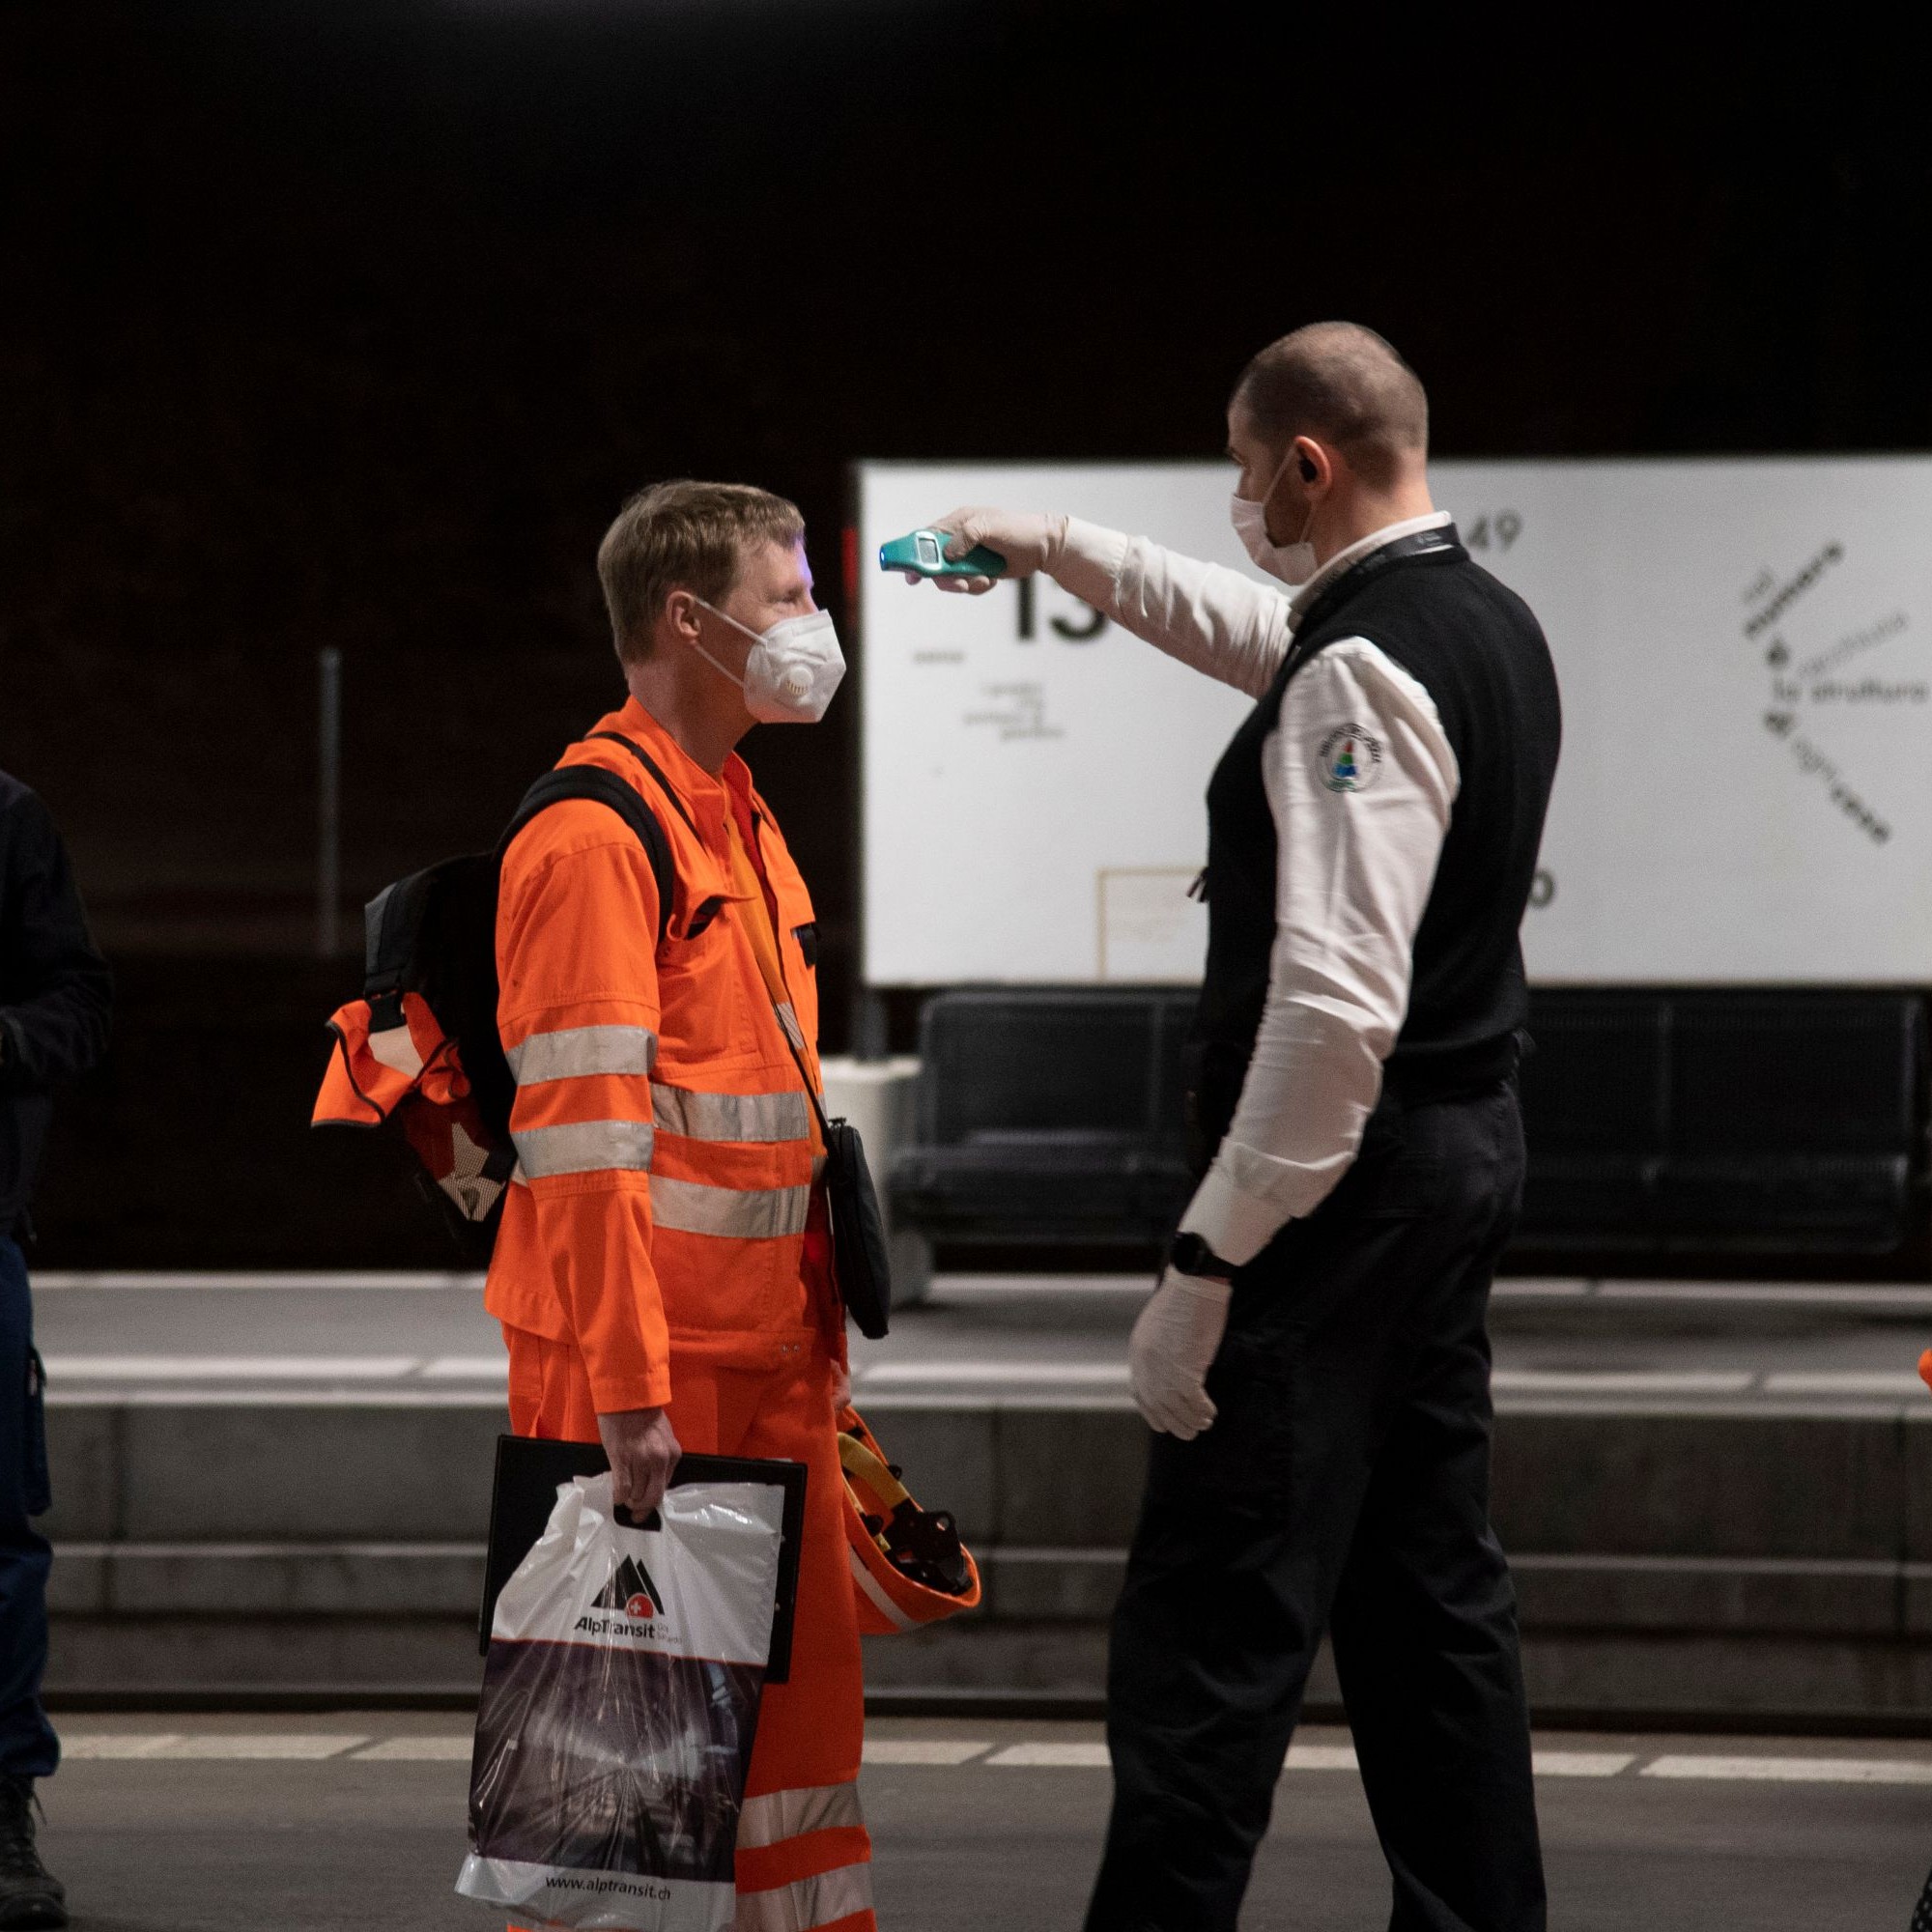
[837, 1407, 981, 1634]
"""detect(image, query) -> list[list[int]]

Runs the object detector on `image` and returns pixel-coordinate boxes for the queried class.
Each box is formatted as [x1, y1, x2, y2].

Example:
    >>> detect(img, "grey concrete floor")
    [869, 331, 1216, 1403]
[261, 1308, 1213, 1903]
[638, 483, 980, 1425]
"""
[30, 1716, 1932, 1930]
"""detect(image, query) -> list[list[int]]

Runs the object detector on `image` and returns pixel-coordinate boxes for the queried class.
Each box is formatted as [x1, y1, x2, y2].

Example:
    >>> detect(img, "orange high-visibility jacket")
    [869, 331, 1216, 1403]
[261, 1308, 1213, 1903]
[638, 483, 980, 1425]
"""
[484, 698, 838, 1414]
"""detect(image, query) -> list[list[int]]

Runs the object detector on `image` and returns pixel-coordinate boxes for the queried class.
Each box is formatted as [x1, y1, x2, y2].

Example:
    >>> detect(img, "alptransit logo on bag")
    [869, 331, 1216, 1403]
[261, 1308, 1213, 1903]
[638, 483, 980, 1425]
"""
[593, 1553, 663, 1622]
[575, 1547, 675, 1642]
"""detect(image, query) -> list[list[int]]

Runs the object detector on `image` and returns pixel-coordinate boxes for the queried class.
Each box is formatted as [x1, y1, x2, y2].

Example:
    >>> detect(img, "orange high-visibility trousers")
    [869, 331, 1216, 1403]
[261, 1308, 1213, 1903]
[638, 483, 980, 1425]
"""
[503, 1325, 875, 1932]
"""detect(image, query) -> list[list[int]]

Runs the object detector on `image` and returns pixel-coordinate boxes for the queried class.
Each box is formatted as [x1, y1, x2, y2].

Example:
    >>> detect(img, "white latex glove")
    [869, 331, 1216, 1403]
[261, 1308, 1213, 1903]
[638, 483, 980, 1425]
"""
[904, 506, 1068, 595]
[1128, 1267, 1233, 1440]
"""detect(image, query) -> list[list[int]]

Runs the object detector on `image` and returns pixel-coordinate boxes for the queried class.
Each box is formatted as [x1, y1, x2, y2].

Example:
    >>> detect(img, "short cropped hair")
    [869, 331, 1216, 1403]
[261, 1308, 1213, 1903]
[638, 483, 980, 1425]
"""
[596, 479, 806, 666]
[1233, 322, 1429, 491]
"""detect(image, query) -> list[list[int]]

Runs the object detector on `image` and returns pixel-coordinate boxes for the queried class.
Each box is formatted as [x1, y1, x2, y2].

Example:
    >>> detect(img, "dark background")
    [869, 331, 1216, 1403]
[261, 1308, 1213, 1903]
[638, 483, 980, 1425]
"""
[4, 5, 1927, 1264]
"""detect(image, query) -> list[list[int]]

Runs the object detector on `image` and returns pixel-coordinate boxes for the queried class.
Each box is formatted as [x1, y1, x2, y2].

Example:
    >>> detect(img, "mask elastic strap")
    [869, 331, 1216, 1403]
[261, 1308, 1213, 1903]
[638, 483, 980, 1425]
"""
[689, 638, 747, 691]
[689, 599, 755, 691]
[695, 597, 763, 644]
[1262, 453, 1319, 554]
[1244, 443, 1296, 518]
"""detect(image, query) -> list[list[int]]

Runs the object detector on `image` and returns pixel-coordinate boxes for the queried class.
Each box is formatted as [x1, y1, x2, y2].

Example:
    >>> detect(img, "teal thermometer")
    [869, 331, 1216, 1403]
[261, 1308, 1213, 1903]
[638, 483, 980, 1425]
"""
[879, 528, 1009, 578]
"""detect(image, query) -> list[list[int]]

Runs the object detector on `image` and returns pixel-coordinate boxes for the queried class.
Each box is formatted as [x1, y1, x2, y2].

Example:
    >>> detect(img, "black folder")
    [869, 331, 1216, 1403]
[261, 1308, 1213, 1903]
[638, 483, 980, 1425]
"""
[479, 1435, 809, 1682]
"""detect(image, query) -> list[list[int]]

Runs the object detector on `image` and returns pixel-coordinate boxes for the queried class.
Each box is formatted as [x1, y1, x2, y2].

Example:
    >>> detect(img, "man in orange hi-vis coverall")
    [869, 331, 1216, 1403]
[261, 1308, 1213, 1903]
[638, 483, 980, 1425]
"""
[489, 479, 870, 1932]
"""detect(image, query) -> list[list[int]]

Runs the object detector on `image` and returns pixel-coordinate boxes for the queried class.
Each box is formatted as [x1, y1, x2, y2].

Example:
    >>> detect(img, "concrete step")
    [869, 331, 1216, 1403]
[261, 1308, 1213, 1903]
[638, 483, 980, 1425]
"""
[860, 1622, 1932, 1732]
[47, 1391, 1932, 1559]
[52, 1540, 1931, 1636]
[38, 1387, 1932, 1723]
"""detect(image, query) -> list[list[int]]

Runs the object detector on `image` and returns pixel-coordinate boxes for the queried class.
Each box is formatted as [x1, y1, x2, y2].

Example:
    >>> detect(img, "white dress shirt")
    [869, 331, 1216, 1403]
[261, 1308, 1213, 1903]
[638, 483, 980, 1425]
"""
[1054, 511, 1461, 1266]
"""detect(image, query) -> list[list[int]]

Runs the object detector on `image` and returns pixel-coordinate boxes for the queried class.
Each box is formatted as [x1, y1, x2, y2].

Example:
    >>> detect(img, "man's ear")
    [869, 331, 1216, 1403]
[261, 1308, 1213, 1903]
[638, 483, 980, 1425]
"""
[661, 587, 702, 642]
[1293, 436, 1332, 492]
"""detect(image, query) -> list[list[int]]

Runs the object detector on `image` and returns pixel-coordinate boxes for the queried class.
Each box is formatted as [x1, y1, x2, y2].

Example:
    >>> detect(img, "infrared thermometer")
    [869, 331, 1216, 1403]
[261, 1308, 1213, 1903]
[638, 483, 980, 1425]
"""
[878, 529, 1009, 578]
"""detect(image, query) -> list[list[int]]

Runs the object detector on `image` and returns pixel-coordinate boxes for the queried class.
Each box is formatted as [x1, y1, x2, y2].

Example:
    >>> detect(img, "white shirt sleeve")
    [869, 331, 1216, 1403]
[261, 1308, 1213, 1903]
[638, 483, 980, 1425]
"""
[1177, 639, 1462, 1266]
[1051, 518, 1292, 698]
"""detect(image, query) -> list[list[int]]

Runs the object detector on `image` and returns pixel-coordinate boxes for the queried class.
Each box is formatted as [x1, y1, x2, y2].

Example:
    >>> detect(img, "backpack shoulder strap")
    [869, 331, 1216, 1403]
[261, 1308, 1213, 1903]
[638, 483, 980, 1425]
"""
[497, 767, 676, 947]
[587, 730, 700, 838]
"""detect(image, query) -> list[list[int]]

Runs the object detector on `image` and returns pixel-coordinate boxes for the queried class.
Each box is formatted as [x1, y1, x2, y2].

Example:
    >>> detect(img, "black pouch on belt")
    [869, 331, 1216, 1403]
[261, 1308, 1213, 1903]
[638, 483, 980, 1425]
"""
[754, 976, 894, 1341]
[817, 1115, 893, 1340]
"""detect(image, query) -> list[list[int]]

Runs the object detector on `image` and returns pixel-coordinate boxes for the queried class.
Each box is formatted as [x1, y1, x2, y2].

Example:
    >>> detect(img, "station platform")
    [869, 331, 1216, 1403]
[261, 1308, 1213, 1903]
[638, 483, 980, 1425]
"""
[26, 1272, 1932, 1727]
[37, 1713, 1932, 1930]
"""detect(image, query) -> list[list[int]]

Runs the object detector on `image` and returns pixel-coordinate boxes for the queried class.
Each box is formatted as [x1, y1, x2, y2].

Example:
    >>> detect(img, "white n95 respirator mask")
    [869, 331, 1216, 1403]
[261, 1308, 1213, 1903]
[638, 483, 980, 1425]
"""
[693, 602, 847, 724]
[1230, 447, 1318, 586]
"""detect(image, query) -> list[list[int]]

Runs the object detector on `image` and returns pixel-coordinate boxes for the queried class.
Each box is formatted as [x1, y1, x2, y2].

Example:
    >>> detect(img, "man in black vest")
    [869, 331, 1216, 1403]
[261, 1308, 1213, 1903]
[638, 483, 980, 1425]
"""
[912, 322, 1560, 1931]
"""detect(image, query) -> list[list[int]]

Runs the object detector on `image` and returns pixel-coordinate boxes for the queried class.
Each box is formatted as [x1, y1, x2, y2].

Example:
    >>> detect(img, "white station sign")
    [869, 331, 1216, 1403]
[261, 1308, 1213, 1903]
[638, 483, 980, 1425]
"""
[856, 458, 1932, 987]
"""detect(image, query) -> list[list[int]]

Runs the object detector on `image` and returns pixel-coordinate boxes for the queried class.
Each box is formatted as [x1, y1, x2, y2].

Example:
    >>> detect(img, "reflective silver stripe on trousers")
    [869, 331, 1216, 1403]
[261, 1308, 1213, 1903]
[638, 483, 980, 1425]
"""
[505, 1023, 658, 1086]
[650, 1177, 810, 1238]
[735, 1780, 865, 1851]
[511, 1118, 655, 1179]
[653, 1084, 811, 1146]
[732, 1858, 873, 1932]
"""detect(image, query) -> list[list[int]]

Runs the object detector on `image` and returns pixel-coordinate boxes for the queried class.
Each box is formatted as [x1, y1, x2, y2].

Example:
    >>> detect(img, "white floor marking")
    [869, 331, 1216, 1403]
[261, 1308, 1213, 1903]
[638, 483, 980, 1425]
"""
[930, 1276, 1145, 1296]
[1761, 1373, 1927, 1397]
[57, 1390, 509, 1409]
[1534, 1751, 1637, 1777]
[421, 1356, 511, 1379]
[1490, 1371, 1754, 1396]
[862, 1740, 994, 1766]
[1599, 1283, 1932, 1309]
[49, 1732, 1932, 1787]
[32, 1272, 485, 1292]
[61, 1734, 185, 1759]
[985, 1742, 1112, 1768]
[856, 1362, 1130, 1384]
[1642, 1755, 1932, 1784]
[142, 1735, 370, 1760]
[43, 1356, 421, 1381]
[351, 1738, 475, 1761]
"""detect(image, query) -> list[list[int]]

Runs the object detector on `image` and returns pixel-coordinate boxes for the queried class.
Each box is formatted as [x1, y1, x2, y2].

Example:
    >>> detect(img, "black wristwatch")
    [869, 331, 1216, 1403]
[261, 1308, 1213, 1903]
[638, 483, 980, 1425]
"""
[1169, 1233, 1236, 1283]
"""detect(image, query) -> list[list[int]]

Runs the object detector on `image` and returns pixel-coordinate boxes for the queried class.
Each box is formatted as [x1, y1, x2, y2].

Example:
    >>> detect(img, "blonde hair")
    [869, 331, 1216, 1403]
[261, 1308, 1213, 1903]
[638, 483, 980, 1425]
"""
[596, 479, 806, 665]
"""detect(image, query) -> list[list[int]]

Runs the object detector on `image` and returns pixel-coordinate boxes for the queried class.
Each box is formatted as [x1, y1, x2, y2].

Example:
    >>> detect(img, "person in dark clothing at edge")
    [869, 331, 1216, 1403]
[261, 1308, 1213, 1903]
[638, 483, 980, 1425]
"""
[910, 323, 1562, 1931]
[0, 772, 112, 1930]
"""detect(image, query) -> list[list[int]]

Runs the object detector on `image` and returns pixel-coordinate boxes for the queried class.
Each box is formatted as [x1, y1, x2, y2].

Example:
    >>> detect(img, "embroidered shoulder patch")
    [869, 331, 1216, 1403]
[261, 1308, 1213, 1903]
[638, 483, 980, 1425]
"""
[1317, 724, 1384, 793]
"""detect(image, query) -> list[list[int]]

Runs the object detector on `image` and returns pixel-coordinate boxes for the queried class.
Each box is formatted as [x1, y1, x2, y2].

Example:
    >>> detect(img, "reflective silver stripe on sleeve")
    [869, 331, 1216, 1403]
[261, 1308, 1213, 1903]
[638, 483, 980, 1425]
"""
[731, 1859, 873, 1932]
[652, 1084, 811, 1146]
[650, 1177, 810, 1238]
[736, 1780, 865, 1851]
[774, 1002, 808, 1053]
[505, 1024, 658, 1086]
[510, 1119, 655, 1179]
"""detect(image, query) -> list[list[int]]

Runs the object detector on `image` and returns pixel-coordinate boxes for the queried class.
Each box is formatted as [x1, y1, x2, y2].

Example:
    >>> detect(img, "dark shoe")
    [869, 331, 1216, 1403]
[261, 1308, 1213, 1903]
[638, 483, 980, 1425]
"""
[0, 1777, 66, 1928]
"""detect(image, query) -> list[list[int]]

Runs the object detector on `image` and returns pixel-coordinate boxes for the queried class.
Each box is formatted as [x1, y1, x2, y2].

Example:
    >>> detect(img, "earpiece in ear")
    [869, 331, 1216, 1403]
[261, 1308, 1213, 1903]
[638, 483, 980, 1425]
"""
[1298, 456, 1318, 483]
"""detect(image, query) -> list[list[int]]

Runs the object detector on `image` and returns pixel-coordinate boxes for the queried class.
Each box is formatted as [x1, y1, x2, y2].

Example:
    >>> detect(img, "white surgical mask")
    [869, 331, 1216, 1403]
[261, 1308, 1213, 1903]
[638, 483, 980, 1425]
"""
[1230, 448, 1318, 586]
[692, 601, 846, 724]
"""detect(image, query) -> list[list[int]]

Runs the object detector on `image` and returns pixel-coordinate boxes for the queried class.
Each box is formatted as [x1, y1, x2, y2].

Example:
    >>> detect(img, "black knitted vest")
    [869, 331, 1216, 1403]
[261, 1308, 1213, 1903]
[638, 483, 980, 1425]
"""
[1187, 526, 1562, 1164]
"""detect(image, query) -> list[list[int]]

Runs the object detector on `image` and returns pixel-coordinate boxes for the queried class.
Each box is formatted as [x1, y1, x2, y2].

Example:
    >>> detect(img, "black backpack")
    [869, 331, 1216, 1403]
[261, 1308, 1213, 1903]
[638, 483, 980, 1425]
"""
[326, 734, 684, 1252]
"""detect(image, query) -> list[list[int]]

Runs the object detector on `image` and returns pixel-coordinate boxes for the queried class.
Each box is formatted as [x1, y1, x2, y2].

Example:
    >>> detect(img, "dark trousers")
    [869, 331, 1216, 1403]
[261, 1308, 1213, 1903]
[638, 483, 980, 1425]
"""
[0, 1237, 56, 1780]
[1086, 1083, 1545, 1932]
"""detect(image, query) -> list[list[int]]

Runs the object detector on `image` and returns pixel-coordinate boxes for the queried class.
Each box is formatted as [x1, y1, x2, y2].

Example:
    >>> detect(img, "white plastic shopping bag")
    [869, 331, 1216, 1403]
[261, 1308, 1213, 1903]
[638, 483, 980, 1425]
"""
[457, 1471, 786, 1931]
